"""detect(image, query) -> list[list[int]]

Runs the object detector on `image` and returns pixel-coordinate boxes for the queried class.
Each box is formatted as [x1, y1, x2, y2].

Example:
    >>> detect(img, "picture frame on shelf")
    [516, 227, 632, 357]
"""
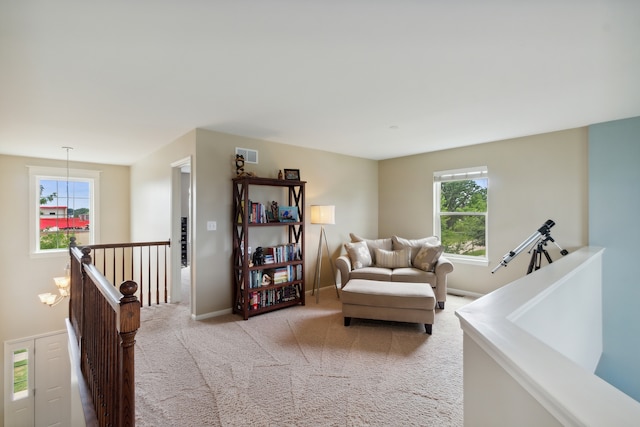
[278, 206, 299, 222]
[283, 169, 300, 180]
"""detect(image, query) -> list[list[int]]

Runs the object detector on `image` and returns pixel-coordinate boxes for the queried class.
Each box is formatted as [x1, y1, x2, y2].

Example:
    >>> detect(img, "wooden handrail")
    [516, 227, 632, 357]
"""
[83, 240, 171, 306]
[83, 263, 122, 311]
[89, 241, 171, 249]
[69, 238, 140, 426]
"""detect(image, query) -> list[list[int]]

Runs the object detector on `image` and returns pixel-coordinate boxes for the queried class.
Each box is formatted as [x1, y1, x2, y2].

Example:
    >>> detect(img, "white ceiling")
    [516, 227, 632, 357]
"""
[1, 1, 639, 165]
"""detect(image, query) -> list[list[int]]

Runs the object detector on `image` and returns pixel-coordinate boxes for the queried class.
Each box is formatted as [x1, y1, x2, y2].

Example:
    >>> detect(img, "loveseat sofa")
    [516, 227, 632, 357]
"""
[336, 234, 454, 309]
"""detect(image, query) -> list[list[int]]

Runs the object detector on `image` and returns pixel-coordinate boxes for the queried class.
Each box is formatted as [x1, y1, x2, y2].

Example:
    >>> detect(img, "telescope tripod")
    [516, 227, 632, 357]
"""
[527, 239, 554, 274]
[526, 235, 568, 275]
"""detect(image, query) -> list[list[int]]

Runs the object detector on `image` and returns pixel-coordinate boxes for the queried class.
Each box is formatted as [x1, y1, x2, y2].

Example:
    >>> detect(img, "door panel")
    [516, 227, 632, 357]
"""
[4, 332, 70, 427]
[35, 333, 70, 427]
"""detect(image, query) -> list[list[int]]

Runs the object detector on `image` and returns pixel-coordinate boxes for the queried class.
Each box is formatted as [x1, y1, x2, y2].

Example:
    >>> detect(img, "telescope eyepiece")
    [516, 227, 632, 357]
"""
[538, 219, 555, 234]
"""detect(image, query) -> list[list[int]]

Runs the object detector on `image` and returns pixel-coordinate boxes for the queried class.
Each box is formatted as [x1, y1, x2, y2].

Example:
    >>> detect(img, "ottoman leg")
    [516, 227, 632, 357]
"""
[344, 317, 351, 327]
[425, 324, 432, 335]
[438, 301, 445, 310]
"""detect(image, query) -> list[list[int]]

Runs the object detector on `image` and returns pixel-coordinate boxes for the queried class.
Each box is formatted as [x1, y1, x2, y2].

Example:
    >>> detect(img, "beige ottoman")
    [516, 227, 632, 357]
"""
[341, 279, 436, 334]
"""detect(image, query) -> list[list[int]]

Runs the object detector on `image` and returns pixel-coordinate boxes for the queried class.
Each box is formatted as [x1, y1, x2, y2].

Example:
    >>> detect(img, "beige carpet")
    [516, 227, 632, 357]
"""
[135, 278, 473, 426]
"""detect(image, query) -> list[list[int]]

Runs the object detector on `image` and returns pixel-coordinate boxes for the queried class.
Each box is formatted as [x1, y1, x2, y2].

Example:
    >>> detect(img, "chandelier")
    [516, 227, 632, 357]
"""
[38, 264, 71, 307]
[38, 146, 73, 307]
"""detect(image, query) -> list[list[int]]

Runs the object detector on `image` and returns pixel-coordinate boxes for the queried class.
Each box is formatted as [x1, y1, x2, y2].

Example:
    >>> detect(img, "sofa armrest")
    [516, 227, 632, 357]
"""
[434, 256, 454, 275]
[335, 255, 352, 287]
[433, 256, 454, 306]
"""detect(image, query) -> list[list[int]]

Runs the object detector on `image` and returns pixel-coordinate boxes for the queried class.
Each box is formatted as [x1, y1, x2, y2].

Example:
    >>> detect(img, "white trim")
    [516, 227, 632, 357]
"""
[192, 307, 232, 321]
[433, 165, 489, 263]
[447, 288, 484, 299]
[444, 253, 489, 266]
[28, 166, 100, 257]
[5, 330, 68, 346]
[170, 156, 192, 306]
[434, 165, 488, 182]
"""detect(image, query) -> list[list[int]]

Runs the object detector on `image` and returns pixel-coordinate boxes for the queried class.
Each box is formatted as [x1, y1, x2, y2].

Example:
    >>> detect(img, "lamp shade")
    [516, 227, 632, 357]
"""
[310, 205, 335, 225]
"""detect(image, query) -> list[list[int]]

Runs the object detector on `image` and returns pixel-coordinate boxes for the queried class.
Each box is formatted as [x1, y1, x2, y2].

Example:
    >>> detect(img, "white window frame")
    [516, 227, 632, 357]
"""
[434, 166, 489, 266]
[28, 166, 101, 258]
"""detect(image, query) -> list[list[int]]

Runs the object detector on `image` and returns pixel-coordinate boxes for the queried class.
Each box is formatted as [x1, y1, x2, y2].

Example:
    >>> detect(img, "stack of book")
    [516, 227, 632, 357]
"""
[247, 285, 301, 310]
[263, 243, 301, 264]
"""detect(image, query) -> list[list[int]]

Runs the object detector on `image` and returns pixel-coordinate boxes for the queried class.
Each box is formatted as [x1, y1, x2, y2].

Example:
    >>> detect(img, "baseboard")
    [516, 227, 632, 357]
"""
[191, 286, 465, 320]
[144, 287, 482, 324]
[447, 288, 484, 299]
[305, 284, 341, 295]
[192, 307, 233, 321]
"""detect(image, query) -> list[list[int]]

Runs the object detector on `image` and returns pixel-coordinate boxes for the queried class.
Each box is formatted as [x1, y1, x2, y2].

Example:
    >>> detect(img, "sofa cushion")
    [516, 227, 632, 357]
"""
[350, 233, 392, 264]
[391, 268, 437, 286]
[341, 279, 435, 310]
[374, 248, 411, 268]
[344, 241, 372, 269]
[349, 267, 393, 281]
[413, 242, 444, 272]
[392, 236, 440, 266]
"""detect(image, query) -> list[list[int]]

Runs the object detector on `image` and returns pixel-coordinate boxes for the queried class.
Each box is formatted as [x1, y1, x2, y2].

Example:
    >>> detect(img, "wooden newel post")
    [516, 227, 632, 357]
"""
[118, 280, 140, 427]
[81, 246, 92, 265]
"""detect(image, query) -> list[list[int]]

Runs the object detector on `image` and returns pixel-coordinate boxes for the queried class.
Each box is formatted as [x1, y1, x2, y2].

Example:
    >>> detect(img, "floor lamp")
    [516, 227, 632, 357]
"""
[311, 205, 339, 303]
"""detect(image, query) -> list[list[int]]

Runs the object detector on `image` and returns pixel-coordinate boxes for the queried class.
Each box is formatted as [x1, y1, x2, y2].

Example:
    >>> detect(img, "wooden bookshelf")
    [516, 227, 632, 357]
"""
[232, 176, 306, 319]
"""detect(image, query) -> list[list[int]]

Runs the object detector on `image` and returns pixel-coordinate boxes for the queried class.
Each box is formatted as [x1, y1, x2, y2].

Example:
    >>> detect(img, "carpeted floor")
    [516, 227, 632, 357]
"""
[135, 273, 473, 426]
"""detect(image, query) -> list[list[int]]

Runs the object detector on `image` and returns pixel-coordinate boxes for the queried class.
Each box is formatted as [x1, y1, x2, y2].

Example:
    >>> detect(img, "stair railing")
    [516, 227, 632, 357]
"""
[68, 239, 140, 427]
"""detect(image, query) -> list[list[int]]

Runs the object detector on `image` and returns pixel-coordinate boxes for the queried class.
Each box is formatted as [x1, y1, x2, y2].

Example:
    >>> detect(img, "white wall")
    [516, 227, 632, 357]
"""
[378, 128, 589, 295]
[0, 154, 130, 424]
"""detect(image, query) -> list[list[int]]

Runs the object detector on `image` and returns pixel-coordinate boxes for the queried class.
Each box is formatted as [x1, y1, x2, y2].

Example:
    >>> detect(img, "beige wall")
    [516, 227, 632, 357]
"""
[130, 128, 378, 318]
[379, 128, 589, 295]
[0, 154, 130, 423]
[130, 130, 196, 242]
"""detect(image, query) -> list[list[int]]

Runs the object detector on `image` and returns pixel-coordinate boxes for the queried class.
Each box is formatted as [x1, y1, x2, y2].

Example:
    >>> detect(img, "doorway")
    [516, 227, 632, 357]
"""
[171, 157, 193, 310]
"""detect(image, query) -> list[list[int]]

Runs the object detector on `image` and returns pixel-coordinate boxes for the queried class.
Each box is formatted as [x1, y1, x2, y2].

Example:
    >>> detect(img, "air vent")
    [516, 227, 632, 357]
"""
[235, 147, 258, 164]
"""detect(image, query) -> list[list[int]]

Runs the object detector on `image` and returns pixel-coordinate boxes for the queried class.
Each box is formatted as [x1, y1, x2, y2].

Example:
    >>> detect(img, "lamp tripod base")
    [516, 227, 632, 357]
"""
[312, 226, 340, 303]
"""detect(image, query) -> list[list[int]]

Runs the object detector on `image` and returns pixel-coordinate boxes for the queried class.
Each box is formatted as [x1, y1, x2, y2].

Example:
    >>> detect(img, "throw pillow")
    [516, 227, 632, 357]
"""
[350, 233, 393, 264]
[413, 242, 444, 272]
[392, 236, 440, 265]
[374, 248, 411, 269]
[344, 241, 373, 270]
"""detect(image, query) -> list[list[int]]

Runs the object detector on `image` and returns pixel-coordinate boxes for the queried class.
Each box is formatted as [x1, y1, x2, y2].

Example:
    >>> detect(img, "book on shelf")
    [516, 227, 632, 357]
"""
[247, 284, 301, 311]
[263, 243, 301, 264]
[239, 200, 302, 224]
[263, 253, 275, 264]
[238, 200, 267, 224]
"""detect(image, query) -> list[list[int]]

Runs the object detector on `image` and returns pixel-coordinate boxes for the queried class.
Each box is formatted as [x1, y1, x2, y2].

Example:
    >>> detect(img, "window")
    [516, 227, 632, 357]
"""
[434, 166, 488, 265]
[29, 166, 100, 255]
[12, 349, 29, 401]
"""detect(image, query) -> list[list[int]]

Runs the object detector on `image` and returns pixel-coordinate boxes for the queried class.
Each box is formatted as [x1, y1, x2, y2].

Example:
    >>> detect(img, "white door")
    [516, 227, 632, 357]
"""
[34, 333, 70, 427]
[4, 331, 70, 427]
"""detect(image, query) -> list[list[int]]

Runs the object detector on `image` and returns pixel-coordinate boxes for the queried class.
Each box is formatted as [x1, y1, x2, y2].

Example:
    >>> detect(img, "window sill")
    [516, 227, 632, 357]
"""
[31, 249, 69, 260]
[444, 254, 489, 267]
